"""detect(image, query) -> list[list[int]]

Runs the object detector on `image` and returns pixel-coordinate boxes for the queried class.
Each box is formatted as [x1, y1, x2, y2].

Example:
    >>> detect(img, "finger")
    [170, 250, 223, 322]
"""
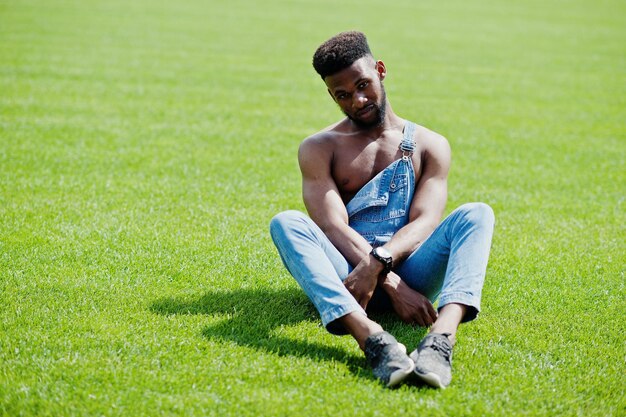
[428, 304, 438, 322]
[418, 307, 435, 327]
[414, 313, 426, 327]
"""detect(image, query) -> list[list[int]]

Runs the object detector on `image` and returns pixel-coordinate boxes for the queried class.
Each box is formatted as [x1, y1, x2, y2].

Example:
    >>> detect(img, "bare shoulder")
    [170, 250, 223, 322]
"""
[298, 130, 333, 162]
[298, 121, 346, 176]
[413, 124, 451, 172]
[414, 124, 450, 151]
[298, 120, 348, 162]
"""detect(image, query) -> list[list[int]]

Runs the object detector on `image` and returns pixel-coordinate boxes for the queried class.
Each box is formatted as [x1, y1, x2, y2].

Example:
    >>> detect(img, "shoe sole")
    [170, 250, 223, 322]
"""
[414, 370, 446, 389]
[386, 343, 414, 387]
[387, 359, 415, 387]
[409, 349, 448, 389]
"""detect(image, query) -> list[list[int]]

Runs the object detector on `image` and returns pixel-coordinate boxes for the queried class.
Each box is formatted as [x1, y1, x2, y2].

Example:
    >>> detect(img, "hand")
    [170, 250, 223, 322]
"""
[343, 255, 382, 309]
[383, 272, 438, 327]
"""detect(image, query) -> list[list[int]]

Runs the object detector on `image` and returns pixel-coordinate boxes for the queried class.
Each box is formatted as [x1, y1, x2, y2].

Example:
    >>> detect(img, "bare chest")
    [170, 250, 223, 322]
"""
[332, 140, 420, 202]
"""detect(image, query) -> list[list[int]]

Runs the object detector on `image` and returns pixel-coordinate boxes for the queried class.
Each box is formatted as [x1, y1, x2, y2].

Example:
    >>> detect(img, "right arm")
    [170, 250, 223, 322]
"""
[298, 137, 382, 307]
[298, 136, 371, 266]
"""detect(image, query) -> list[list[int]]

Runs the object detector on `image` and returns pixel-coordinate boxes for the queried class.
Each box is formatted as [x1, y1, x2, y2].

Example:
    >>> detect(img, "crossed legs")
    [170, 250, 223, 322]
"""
[270, 203, 495, 386]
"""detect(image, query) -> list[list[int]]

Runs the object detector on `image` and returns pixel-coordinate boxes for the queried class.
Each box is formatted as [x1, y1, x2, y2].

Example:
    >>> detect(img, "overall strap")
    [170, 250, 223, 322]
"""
[399, 121, 417, 161]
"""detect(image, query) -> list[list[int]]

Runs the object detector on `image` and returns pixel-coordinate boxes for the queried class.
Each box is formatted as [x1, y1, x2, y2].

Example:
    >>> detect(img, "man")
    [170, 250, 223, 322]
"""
[270, 31, 494, 388]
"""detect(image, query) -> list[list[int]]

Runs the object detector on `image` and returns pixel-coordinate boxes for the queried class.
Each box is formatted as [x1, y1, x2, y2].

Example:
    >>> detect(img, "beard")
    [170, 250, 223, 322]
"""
[344, 87, 387, 129]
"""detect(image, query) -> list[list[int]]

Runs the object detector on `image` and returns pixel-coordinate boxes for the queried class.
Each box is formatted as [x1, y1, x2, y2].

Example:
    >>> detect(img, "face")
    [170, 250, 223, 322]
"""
[324, 57, 387, 128]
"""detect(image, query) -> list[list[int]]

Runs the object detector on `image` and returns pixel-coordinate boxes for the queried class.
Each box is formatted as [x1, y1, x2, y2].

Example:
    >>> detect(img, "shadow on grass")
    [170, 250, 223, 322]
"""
[150, 287, 370, 377]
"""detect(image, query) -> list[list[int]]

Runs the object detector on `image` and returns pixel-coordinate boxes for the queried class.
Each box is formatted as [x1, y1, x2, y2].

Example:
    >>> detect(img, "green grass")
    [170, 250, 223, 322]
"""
[1, 0, 624, 415]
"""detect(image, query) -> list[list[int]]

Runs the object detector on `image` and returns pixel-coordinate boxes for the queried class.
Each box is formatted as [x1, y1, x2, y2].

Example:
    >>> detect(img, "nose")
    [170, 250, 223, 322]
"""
[353, 92, 368, 109]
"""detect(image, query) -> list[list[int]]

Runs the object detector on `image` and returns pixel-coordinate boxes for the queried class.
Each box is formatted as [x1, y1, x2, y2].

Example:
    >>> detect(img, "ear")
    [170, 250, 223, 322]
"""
[376, 60, 387, 81]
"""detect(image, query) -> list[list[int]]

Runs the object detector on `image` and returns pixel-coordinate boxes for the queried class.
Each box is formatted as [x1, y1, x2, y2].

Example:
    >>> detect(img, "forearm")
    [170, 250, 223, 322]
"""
[301, 175, 373, 267]
[377, 218, 439, 313]
[382, 217, 440, 266]
[379, 270, 402, 295]
[326, 214, 438, 271]
[320, 218, 384, 309]
[323, 221, 373, 267]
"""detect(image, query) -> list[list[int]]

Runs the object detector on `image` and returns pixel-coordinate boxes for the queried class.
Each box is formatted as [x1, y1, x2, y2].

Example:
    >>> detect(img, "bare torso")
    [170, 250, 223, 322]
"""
[311, 118, 427, 203]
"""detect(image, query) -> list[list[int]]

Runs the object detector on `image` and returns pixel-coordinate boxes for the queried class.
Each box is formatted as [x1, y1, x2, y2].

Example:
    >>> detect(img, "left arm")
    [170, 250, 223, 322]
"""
[378, 131, 451, 324]
[383, 131, 450, 261]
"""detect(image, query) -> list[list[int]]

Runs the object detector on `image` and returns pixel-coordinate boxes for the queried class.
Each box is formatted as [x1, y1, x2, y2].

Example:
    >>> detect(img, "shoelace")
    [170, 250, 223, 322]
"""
[426, 335, 452, 362]
[364, 334, 387, 364]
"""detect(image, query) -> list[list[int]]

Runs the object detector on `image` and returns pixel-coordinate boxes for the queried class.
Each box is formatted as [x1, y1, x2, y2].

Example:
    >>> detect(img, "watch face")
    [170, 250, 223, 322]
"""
[375, 247, 392, 259]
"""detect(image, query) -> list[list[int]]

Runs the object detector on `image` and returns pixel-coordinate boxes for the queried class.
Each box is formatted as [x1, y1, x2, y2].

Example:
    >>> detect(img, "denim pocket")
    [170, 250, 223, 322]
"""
[389, 174, 408, 193]
[349, 173, 409, 223]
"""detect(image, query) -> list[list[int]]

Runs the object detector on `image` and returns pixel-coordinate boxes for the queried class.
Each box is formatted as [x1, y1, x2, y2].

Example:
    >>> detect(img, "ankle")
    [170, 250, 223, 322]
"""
[429, 303, 465, 345]
[429, 330, 456, 346]
[338, 313, 383, 350]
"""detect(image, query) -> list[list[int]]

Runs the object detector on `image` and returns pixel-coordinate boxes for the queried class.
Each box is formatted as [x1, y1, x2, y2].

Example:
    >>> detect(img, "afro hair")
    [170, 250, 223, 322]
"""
[312, 31, 372, 79]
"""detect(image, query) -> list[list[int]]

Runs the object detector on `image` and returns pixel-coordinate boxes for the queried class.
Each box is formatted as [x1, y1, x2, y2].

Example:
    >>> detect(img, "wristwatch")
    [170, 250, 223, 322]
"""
[370, 247, 393, 274]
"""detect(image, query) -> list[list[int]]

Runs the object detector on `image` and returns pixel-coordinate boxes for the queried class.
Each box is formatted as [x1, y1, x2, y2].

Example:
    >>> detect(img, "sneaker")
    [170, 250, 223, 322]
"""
[364, 331, 415, 387]
[409, 332, 453, 389]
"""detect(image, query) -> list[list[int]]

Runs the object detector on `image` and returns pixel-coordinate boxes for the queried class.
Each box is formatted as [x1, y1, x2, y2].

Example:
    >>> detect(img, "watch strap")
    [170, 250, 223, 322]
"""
[370, 248, 392, 274]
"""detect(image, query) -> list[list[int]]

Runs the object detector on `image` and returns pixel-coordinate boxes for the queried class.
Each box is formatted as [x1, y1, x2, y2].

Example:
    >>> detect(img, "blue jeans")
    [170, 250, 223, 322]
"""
[270, 203, 495, 335]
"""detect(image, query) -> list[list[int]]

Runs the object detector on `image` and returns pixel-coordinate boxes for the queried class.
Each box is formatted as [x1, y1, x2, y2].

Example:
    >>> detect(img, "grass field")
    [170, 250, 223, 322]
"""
[1, 0, 625, 416]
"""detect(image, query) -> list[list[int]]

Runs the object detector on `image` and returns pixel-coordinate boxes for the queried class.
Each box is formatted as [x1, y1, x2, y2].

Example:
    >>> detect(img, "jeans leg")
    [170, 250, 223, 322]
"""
[395, 203, 495, 322]
[269, 210, 365, 334]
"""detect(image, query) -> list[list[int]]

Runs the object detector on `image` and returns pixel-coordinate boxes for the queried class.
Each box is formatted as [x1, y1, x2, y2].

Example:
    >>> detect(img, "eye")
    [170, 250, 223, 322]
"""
[336, 93, 348, 100]
[358, 82, 368, 89]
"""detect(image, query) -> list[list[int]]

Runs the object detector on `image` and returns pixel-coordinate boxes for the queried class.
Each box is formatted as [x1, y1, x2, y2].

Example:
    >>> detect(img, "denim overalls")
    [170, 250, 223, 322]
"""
[347, 121, 417, 247]
[270, 121, 495, 334]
